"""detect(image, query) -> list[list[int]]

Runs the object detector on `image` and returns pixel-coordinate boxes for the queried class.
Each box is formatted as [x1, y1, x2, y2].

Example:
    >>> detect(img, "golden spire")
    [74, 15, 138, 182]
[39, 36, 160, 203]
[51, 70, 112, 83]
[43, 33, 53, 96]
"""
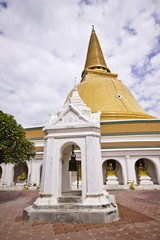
[66, 28, 156, 121]
[82, 26, 111, 78]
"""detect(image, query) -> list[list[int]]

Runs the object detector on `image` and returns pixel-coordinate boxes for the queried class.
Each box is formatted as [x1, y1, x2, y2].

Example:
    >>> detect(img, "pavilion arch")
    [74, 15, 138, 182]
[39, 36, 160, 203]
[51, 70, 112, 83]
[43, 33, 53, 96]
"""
[60, 141, 82, 156]
[102, 159, 124, 185]
[60, 141, 82, 194]
[13, 162, 28, 184]
[135, 158, 158, 184]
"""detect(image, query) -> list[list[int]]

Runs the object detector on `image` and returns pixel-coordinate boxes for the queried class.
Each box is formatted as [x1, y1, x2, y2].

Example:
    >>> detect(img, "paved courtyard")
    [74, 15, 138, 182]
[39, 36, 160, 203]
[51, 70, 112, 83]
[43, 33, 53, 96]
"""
[0, 190, 159, 240]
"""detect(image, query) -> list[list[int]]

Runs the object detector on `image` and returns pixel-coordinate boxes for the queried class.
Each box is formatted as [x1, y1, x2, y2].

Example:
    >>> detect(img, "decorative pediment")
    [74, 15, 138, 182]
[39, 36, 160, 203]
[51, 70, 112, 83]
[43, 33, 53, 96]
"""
[52, 105, 89, 126]
[45, 86, 101, 128]
[61, 110, 81, 123]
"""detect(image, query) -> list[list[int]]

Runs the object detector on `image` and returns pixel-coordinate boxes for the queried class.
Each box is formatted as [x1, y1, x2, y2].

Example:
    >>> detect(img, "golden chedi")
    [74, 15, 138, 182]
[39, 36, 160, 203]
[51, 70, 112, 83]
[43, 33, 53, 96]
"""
[66, 26, 156, 121]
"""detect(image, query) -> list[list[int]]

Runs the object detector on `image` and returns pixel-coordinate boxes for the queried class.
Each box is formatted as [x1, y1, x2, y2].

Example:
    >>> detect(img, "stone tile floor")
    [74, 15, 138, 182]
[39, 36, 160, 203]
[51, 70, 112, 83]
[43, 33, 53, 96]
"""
[0, 190, 159, 240]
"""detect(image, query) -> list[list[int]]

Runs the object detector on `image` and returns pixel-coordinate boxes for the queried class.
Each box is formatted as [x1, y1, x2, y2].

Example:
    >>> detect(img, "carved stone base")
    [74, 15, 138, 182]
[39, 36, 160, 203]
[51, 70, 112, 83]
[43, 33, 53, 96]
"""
[23, 204, 119, 223]
[23, 192, 119, 223]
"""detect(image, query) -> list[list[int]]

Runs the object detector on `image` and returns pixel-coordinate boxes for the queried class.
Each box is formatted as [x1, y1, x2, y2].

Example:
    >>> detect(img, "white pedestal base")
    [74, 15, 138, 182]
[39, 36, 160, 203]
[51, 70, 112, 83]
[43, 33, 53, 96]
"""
[106, 176, 119, 185]
[16, 181, 26, 186]
[139, 176, 153, 185]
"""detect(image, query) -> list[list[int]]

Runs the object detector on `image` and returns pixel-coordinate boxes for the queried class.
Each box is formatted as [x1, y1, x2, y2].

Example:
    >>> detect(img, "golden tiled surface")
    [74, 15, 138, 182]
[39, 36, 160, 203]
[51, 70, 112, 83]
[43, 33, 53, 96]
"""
[66, 73, 155, 121]
[25, 129, 44, 139]
[101, 141, 160, 148]
[35, 146, 44, 152]
[101, 121, 160, 134]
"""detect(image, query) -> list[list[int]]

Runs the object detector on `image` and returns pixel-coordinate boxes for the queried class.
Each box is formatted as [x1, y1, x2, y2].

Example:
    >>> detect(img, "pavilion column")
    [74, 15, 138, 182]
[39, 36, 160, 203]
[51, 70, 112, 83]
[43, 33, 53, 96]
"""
[85, 135, 103, 194]
[41, 137, 55, 194]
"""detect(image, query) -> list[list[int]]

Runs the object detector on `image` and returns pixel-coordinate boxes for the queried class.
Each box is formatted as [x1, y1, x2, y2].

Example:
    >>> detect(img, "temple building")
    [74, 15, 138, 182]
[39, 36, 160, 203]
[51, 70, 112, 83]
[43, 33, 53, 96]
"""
[0, 27, 160, 190]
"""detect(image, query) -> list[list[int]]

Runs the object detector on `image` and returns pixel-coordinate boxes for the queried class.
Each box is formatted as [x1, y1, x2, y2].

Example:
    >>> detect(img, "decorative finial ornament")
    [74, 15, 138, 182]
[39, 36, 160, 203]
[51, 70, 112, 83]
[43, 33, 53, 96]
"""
[81, 25, 111, 78]
[74, 77, 77, 91]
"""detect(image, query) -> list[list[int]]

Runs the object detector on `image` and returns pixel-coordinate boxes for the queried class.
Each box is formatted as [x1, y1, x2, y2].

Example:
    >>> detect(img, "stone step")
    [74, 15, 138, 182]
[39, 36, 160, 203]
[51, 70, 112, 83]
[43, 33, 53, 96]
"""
[58, 196, 82, 203]
[33, 202, 111, 210]
[55, 203, 110, 210]
[62, 191, 82, 196]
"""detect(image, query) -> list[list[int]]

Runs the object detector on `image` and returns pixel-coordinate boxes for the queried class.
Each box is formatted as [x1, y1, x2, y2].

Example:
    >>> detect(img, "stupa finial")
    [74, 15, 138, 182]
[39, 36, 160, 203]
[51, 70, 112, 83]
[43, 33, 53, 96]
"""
[74, 77, 77, 90]
[81, 26, 111, 78]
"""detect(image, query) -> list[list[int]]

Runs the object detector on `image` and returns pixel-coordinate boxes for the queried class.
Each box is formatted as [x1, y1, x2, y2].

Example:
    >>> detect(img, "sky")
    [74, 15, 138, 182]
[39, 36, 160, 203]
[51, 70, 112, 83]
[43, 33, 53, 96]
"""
[0, 0, 160, 128]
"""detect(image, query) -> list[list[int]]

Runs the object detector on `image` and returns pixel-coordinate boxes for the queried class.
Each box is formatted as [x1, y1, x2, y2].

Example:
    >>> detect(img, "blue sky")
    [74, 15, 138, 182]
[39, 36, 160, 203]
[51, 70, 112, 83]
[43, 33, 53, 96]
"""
[0, 0, 160, 127]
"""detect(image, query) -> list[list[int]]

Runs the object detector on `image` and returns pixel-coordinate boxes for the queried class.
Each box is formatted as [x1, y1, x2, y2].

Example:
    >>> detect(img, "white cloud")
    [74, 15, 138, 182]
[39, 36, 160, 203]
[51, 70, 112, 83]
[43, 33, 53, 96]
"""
[0, 0, 160, 127]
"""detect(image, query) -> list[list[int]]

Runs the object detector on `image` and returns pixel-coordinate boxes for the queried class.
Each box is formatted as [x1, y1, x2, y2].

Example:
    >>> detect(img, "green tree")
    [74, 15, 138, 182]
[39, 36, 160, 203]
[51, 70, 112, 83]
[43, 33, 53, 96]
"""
[0, 110, 36, 164]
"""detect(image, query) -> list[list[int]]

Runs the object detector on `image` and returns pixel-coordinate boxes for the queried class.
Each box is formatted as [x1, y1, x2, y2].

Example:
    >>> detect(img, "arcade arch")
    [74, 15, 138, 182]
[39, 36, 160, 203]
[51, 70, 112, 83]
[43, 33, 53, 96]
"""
[135, 158, 158, 185]
[13, 162, 28, 184]
[102, 159, 124, 185]
[60, 142, 82, 195]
